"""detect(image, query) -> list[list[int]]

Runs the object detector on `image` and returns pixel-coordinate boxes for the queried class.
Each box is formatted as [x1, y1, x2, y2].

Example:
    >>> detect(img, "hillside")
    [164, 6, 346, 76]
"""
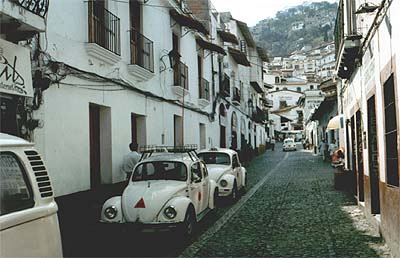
[251, 1, 338, 57]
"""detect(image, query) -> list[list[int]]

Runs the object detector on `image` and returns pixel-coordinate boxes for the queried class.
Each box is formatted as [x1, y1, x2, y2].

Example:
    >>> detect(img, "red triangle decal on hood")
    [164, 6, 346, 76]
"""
[134, 198, 146, 208]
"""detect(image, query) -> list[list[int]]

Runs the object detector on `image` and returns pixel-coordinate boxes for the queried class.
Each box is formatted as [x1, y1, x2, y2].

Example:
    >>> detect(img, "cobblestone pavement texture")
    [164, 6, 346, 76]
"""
[60, 145, 390, 257]
[182, 147, 390, 257]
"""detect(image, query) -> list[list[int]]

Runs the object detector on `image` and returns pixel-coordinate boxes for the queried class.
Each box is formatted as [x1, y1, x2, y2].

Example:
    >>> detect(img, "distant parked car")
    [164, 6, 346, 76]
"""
[100, 145, 219, 238]
[283, 138, 297, 151]
[0, 133, 63, 257]
[198, 147, 246, 201]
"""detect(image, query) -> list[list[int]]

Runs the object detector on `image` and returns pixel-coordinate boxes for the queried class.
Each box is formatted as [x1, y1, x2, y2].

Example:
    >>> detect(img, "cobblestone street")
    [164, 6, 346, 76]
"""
[182, 145, 389, 257]
[59, 144, 390, 257]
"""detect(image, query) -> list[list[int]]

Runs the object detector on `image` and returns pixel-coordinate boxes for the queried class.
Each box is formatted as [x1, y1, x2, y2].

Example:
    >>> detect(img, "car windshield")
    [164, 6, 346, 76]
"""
[198, 152, 230, 165]
[284, 139, 294, 143]
[132, 161, 187, 182]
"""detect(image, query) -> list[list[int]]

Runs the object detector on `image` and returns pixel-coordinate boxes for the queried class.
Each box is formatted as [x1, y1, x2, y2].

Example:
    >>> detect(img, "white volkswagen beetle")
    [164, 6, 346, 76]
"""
[100, 146, 218, 237]
[197, 148, 246, 201]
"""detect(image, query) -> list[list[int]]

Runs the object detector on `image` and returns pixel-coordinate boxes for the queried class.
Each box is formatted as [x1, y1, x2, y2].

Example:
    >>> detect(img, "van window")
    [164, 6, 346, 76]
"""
[0, 152, 34, 216]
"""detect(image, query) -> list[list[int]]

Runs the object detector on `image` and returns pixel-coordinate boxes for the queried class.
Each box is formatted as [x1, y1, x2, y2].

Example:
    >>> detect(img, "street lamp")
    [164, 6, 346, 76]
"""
[355, 2, 379, 14]
[168, 49, 181, 68]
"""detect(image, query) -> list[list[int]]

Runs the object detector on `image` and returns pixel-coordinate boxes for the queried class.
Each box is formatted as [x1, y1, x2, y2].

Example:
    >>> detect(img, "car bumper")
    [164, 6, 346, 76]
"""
[219, 187, 232, 197]
[100, 221, 181, 233]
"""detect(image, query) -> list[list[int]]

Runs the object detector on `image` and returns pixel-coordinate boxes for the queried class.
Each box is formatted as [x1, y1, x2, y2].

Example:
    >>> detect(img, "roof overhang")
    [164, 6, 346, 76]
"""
[169, 9, 208, 35]
[256, 47, 269, 62]
[235, 20, 256, 48]
[196, 37, 226, 55]
[218, 30, 239, 45]
[264, 83, 274, 89]
[250, 81, 263, 94]
[310, 99, 336, 121]
[228, 47, 251, 66]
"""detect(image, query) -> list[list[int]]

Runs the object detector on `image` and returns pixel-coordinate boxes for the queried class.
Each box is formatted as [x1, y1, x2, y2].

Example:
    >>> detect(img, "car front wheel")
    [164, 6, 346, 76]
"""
[182, 207, 196, 239]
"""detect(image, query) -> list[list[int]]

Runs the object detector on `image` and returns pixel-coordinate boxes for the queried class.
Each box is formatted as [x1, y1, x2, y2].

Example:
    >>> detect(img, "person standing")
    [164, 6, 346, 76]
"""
[328, 139, 337, 161]
[121, 142, 140, 180]
[271, 137, 276, 151]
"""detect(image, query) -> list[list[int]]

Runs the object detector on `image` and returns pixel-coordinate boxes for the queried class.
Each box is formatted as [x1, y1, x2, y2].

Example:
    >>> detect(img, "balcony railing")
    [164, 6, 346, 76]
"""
[174, 61, 188, 90]
[199, 78, 210, 101]
[16, 0, 49, 18]
[130, 28, 154, 73]
[232, 87, 241, 104]
[334, 0, 344, 58]
[88, 1, 121, 55]
[220, 73, 230, 97]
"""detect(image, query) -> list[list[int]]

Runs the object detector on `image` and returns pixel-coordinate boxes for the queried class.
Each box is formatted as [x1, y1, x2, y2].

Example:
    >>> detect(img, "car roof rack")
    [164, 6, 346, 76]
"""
[139, 144, 199, 161]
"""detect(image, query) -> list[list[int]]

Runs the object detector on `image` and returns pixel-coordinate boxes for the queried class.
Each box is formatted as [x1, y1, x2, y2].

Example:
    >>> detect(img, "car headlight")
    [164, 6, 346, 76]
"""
[104, 206, 118, 220]
[220, 179, 228, 187]
[164, 206, 177, 219]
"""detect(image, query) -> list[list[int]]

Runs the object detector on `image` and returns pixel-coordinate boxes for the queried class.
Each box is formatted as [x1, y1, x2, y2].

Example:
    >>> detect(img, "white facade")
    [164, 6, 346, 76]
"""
[22, 0, 268, 197]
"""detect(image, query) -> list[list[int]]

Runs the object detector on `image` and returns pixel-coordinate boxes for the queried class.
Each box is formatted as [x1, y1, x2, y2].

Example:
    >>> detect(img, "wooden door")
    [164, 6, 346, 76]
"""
[89, 105, 101, 189]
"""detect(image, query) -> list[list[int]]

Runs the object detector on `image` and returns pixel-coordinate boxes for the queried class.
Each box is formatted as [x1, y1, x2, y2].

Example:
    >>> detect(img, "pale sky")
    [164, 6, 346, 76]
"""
[211, 0, 338, 26]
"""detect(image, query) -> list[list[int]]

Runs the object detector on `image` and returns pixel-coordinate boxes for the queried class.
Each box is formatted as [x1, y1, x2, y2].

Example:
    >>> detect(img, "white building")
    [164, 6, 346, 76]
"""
[335, 0, 400, 255]
[2, 0, 268, 198]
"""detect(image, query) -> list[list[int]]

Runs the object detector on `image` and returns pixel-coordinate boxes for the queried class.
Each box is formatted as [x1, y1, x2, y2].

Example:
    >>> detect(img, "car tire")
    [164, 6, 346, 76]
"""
[213, 189, 220, 210]
[230, 182, 238, 202]
[182, 207, 196, 239]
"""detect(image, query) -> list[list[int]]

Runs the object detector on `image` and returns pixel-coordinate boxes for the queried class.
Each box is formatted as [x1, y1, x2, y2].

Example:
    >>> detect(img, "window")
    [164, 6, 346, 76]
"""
[198, 152, 230, 165]
[276, 87, 279, 91]
[275, 77, 280, 84]
[297, 87, 301, 92]
[310, 85, 314, 89]
[132, 161, 187, 181]
[384, 74, 399, 186]
[240, 40, 247, 54]
[1, 152, 34, 216]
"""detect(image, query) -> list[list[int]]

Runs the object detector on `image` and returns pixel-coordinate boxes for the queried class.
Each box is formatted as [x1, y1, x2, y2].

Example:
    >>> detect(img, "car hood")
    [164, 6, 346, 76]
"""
[206, 165, 231, 182]
[122, 180, 187, 223]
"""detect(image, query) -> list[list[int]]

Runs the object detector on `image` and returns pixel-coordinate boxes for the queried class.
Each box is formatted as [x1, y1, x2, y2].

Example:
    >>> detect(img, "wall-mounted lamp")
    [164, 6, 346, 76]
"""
[355, 3, 379, 14]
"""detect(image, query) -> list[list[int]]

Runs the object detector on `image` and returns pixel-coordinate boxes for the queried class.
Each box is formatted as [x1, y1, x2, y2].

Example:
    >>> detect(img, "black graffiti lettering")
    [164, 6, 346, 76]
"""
[0, 55, 25, 87]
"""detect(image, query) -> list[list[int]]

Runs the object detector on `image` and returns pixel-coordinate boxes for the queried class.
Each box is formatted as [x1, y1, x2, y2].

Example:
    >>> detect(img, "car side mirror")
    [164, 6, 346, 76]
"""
[191, 172, 201, 183]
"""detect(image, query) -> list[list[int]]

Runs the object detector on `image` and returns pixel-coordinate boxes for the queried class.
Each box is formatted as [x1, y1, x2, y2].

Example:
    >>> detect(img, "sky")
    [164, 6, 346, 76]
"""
[211, 0, 338, 26]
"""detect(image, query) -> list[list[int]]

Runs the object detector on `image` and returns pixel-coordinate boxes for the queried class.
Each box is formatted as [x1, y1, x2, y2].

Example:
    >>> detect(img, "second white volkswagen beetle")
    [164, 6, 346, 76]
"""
[198, 148, 246, 202]
[100, 146, 219, 238]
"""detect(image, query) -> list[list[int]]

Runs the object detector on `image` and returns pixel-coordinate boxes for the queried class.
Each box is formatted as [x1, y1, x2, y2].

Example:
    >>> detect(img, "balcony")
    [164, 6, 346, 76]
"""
[0, 0, 48, 40]
[85, 1, 121, 65]
[232, 88, 241, 106]
[172, 61, 189, 97]
[220, 73, 230, 97]
[127, 28, 154, 81]
[252, 107, 266, 124]
[198, 78, 210, 108]
[334, 0, 361, 80]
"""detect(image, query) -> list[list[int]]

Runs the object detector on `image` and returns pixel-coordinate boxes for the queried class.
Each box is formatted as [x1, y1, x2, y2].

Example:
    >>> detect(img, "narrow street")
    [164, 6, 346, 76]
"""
[60, 144, 385, 257]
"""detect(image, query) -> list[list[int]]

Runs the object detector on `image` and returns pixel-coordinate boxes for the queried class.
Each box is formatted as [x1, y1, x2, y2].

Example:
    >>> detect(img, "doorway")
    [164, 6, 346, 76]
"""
[131, 113, 146, 148]
[199, 123, 206, 149]
[89, 105, 101, 189]
[174, 115, 183, 146]
[367, 96, 380, 214]
[355, 110, 364, 201]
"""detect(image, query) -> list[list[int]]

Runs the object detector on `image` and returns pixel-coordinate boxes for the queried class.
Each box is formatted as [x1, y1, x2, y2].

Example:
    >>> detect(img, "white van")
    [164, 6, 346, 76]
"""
[0, 133, 63, 257]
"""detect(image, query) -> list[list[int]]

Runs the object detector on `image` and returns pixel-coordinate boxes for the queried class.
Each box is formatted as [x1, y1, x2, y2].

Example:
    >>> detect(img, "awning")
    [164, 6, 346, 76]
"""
[218, 30, 239, 45]
[196, 37, 226, 55]
[169, 9, 208, 35]
[327, 115, 344, 130]
[228, 47, 251, 66]
[250, 81, 263, 94]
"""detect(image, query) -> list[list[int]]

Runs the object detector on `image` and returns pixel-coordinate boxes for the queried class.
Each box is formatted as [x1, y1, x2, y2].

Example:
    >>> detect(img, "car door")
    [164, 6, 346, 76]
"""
[232, 154, 241, 186]
[199, 161, 210, 211]
[189, 162, 203, 214]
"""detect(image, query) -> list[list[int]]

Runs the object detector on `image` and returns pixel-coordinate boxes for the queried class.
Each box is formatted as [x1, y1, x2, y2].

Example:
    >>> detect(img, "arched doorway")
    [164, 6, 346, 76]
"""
[240, 117, 246, 150]
[231, 112, 237, 150]
[219, 104, 227, 147]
